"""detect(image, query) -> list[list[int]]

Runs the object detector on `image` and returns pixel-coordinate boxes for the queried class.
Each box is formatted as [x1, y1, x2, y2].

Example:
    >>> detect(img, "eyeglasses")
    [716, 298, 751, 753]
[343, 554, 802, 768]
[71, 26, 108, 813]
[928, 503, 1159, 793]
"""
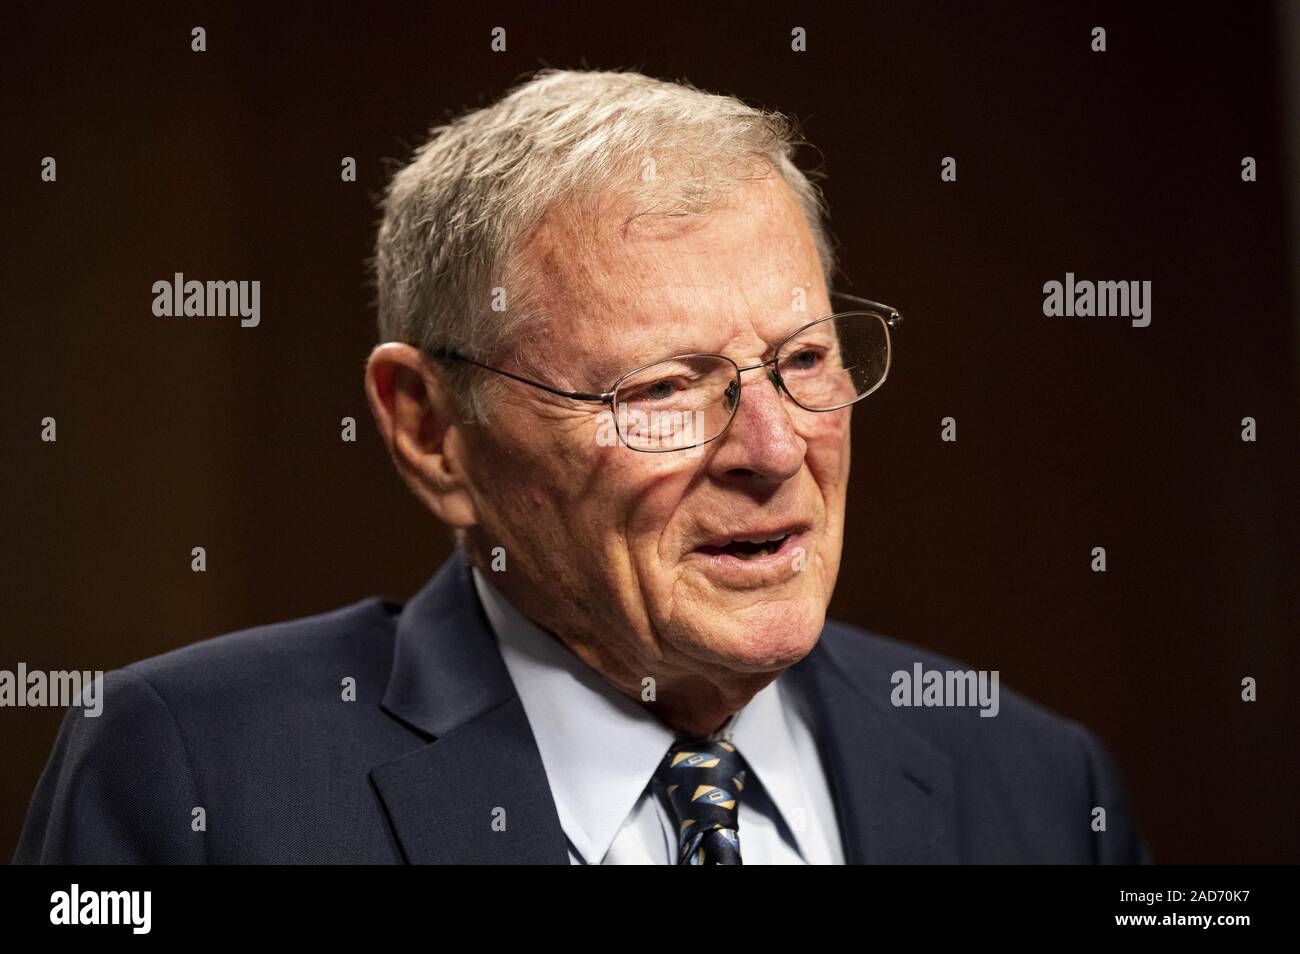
[428, 291, 904, 453]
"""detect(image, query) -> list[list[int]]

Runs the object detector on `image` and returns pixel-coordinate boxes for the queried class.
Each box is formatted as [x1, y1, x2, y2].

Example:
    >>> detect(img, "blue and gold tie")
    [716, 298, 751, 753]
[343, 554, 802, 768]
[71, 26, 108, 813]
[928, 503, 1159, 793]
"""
[654, 738, 749, 865]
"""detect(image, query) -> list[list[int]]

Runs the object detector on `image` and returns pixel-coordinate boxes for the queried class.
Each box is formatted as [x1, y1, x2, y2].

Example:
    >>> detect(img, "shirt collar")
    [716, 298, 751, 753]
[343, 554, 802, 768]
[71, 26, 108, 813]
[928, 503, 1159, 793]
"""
[471, 566, 813, 863]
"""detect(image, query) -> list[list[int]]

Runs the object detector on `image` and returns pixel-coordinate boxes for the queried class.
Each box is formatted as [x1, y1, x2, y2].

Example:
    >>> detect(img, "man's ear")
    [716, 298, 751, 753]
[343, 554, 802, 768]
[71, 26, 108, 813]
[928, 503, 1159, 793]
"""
[364, 342, 478, 529]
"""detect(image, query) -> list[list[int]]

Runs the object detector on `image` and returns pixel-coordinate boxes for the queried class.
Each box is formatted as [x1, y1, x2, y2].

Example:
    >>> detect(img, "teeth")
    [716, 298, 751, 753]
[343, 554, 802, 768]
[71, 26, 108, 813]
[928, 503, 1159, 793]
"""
[734, 533, 788, 544]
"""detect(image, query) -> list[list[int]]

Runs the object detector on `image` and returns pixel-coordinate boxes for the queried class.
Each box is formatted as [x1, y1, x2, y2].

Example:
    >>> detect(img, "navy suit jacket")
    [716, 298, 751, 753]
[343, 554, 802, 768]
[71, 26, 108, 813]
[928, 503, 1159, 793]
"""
[14, 548, 1151, 864]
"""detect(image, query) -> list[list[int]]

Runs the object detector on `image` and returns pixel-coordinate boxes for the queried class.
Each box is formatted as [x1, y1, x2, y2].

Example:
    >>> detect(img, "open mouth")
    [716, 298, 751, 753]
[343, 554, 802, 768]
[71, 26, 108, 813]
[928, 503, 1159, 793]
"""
[694, 531, 799, 561]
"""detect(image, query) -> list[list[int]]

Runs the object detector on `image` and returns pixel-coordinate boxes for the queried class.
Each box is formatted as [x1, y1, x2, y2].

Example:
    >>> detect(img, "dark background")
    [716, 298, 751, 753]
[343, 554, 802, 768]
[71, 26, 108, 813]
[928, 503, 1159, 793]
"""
[3, 1, 1296, 863]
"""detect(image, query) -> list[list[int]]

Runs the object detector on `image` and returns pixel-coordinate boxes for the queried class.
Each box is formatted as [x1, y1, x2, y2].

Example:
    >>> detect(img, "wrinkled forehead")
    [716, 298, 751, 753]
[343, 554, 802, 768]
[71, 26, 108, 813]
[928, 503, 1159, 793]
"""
[514, 175, 828, 383]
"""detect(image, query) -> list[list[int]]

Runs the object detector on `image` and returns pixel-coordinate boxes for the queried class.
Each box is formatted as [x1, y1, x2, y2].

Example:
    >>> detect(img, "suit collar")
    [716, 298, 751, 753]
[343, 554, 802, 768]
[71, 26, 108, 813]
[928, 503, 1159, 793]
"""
[371, 549, 569, 863]
[379, 547, 515, 738]
[785, 628, 959, 864]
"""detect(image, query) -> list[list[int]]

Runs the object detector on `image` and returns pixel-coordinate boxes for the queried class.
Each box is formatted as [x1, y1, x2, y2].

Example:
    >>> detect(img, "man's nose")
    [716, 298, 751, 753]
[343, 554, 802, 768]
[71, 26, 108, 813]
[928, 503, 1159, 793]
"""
[706, 368, 805, 484]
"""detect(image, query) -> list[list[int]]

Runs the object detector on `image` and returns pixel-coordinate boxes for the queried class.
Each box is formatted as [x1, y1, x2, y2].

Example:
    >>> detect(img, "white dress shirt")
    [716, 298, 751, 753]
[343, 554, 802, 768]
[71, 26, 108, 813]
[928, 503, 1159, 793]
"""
[471, 567, 845, 865]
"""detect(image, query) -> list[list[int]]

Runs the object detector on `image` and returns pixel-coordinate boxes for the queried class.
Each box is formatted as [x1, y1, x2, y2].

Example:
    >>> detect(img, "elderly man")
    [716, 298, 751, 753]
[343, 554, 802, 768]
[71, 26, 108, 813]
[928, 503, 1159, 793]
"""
[15, 69, 1149, 865]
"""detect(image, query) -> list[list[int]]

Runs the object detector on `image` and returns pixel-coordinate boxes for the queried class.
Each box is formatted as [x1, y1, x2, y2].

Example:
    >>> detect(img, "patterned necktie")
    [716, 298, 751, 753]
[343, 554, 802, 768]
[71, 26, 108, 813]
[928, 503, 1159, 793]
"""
[654, 737, 749, 865]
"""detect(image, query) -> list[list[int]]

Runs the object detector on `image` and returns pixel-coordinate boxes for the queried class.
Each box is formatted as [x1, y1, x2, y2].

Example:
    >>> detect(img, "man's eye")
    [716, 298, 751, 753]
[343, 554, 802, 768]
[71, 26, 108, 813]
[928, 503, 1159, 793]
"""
[635, 378, 682, 401]
[787, 349, 823, 371]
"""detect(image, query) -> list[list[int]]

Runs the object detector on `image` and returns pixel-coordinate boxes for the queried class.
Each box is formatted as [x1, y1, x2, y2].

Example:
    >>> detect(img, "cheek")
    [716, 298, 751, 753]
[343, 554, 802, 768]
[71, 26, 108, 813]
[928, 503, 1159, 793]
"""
[604, 457, 703, 568]
[473, 417, 592, 548]
[551, 440, 676, 548]
[799, 414, 852, 491]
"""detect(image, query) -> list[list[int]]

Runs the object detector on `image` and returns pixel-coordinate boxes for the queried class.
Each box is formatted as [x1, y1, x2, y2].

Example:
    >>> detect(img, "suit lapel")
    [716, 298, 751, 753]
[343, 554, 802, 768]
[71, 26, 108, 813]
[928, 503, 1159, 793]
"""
[371, 549, 569, 864]
[786, 632, 959, 864]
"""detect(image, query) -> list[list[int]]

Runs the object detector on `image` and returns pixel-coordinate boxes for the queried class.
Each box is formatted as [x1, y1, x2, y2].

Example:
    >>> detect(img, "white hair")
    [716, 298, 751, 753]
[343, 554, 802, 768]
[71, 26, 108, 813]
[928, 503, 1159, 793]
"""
[373, 68, 837, 421]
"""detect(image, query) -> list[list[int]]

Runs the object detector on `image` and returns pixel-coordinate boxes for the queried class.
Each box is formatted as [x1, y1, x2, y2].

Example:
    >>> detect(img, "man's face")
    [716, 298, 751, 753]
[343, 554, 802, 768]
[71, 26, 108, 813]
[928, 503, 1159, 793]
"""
[460, 173, 850, 700]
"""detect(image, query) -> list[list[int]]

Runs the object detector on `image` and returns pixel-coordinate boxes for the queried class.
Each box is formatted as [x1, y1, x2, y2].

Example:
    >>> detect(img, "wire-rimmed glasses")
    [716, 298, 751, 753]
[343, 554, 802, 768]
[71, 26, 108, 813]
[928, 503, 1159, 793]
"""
[429, 291, 904, 453]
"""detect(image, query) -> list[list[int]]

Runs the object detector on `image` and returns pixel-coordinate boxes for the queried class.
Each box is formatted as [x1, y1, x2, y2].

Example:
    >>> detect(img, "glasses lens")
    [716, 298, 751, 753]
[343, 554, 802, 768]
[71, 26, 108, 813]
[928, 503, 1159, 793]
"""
[612, 355, 738, 451]
[777, 313, 890, 411]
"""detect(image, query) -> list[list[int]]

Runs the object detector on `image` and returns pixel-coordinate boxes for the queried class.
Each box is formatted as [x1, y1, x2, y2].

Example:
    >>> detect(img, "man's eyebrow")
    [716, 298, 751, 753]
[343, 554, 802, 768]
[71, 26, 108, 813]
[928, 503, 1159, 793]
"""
[584, 340, 700, 388]
[585, 356, 631, 390]
[583, 327, 787, 387]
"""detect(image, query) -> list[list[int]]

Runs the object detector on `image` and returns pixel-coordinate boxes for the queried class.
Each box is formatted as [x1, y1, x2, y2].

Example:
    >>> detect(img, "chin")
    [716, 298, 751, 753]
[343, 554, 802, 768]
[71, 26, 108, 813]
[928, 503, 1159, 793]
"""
[701, 599, 827, 673]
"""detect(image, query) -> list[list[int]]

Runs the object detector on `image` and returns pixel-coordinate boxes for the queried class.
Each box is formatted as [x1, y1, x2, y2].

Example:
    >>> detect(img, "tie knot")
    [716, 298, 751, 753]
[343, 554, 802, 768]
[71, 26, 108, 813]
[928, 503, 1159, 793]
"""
[654, 738, 749, 864]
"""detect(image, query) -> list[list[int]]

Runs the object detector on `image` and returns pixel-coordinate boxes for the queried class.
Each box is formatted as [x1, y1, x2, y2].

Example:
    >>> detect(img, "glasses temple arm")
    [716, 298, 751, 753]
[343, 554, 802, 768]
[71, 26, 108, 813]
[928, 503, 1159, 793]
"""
[830, 292, 904, 328]
[427, 348, 612, 402]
